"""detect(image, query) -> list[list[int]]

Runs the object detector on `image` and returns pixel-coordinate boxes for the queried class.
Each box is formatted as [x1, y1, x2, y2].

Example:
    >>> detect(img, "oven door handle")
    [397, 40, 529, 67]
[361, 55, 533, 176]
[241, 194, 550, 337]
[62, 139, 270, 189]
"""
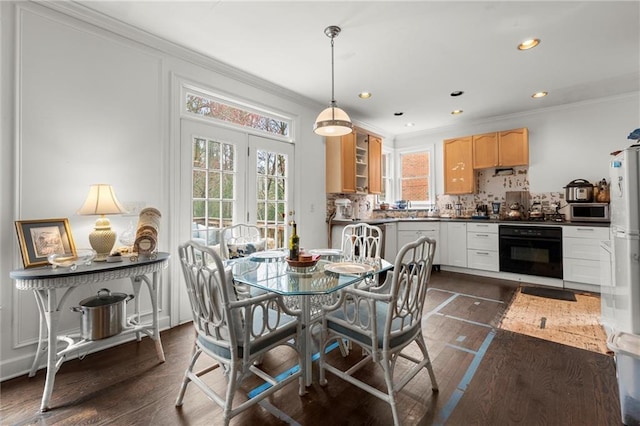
[499, 236, 562, 243]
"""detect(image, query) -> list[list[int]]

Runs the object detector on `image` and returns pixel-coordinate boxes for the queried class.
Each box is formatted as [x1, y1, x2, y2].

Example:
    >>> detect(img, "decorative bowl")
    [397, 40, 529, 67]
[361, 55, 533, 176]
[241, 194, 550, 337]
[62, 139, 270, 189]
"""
[48, 249, 96, 271]
[286, 254, 320, 268]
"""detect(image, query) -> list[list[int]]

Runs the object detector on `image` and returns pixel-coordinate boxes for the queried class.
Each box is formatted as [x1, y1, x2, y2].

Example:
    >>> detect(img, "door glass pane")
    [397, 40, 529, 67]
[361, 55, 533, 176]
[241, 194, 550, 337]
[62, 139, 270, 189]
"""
[193, 139, 206, 168]
[192, 137, 237, 236]
[267, 177, 276, 201]
[257, 176, 267, 201]
[208, 140, 220, 169]
[222, 144, 234, 171]
[208, 173, 220, 198]
[254, 147, 289, 249]
[192, 170, 206, 198]
[193, 200, 205, 225]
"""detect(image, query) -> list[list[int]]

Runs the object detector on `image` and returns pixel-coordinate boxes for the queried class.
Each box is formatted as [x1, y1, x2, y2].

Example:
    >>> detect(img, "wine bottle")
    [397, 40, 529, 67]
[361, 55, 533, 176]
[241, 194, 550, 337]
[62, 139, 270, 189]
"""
[289, 222, 300, 260]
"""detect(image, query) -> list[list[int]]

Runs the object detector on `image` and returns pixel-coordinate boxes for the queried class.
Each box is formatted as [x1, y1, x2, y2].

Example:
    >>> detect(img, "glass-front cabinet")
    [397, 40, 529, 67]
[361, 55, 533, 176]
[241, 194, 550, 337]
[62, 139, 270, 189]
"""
[326, 127, 383, 194]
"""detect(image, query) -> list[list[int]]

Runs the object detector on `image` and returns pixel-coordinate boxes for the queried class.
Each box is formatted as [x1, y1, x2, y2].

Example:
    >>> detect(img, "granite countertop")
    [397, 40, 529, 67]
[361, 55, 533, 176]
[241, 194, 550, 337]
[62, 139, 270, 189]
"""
[330, 217, 610, 228]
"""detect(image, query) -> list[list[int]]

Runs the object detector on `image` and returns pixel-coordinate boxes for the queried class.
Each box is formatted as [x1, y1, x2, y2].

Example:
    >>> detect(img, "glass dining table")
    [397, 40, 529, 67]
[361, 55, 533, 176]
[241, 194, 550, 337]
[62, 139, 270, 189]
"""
[231, 250, 393, 386]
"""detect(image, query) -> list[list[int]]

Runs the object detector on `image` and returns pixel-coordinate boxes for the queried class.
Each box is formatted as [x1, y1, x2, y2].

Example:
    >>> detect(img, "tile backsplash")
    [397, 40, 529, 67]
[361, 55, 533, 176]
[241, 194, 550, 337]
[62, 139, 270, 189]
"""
[326, 167, 567, 220]
[437, 167, 565, 217]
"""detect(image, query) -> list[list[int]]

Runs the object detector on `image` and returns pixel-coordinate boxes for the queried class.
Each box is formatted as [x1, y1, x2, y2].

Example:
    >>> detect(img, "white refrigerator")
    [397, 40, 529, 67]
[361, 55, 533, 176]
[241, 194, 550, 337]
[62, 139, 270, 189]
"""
[606, 145, 640, 334]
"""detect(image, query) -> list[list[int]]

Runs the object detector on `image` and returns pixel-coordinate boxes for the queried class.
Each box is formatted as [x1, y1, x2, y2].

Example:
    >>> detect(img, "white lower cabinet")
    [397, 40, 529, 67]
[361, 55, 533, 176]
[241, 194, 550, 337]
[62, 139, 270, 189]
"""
[563, 225, 610, 286]
[467, 222, 499, 272]
[445, 222, 467, 267]
[397, 222, 440, 265]
[382, 222, 397, 264]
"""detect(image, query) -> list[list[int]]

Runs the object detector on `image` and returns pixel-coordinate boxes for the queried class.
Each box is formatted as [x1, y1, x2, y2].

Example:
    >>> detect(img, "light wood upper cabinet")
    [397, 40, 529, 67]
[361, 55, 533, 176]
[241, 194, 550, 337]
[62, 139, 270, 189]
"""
[368, 135, 382, 194]
[472, 127, 529, 169]
[499, 128, 529, 167]
[473, 132, 499, 169]
[444, 136, 475, 194]
[326, 128, 383, 194]
[326, 132, 356, 193]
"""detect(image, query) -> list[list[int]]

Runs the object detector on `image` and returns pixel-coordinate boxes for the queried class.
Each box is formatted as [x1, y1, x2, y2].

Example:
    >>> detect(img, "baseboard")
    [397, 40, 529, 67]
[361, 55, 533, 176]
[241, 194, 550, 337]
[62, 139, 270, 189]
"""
[440, 266, 564, 288]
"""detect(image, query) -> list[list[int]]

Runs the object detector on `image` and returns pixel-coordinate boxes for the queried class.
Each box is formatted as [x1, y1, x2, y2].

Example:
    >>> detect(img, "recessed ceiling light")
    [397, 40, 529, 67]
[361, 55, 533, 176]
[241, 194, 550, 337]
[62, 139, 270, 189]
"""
[518, 38, 540, 50]
[451, 110, 463, 115]
[358, 92, 372, 99]
[450, 91, 464, 97]
[405, 122, 415, 127]
[394, 112, 404, 116]
[532, 91, 548, 98]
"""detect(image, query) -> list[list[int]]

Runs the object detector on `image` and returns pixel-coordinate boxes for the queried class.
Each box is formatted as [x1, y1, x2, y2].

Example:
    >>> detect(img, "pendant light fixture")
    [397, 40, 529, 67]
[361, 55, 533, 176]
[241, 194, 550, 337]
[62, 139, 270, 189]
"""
[313, 25, 353, 137]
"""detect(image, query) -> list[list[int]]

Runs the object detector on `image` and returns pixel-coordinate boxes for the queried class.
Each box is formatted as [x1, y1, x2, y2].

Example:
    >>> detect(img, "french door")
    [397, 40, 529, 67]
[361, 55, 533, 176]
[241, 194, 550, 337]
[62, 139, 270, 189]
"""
[177, 119, 294, 321]
[248, 134, 294, 250]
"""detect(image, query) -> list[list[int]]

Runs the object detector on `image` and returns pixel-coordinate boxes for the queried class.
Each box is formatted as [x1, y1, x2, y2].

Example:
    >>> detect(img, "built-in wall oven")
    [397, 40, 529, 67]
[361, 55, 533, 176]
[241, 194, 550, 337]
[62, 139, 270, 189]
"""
[499, 225, 563, 279]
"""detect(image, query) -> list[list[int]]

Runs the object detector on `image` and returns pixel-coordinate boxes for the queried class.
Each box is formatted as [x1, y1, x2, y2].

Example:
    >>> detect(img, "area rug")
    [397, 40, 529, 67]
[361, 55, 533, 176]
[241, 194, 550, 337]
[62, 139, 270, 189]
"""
[499, 288, 610, 355]
[521, 285, 577, 301]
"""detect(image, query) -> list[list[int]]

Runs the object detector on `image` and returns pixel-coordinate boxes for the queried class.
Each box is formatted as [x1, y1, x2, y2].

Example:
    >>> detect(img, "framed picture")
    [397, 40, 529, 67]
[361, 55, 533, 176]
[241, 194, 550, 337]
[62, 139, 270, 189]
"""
[15, 218, 77, 268]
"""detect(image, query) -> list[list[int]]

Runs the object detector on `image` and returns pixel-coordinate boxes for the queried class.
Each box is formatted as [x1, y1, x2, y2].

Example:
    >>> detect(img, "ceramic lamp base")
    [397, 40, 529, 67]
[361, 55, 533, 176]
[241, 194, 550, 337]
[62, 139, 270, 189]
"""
[88, 223, 116, 262]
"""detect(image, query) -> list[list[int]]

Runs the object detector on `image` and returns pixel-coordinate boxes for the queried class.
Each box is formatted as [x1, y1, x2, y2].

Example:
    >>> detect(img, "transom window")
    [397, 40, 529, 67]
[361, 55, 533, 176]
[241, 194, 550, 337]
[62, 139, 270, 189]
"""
[185, 91, 291, 138]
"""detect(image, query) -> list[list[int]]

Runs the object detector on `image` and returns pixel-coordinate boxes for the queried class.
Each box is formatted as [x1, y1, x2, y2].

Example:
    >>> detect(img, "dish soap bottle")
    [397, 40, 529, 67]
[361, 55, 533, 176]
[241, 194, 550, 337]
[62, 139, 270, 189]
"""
[289, 221, 300, 260]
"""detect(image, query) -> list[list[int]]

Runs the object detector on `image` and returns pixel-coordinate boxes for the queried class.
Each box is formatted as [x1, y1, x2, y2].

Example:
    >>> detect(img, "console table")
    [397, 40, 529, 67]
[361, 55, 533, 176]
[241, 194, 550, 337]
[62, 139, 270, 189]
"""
[10, 253, 170, 411]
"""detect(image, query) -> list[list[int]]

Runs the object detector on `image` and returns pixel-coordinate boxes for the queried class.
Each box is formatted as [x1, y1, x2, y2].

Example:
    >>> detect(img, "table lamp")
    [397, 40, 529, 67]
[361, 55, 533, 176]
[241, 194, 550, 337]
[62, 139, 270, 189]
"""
[78, 184, 126, 261]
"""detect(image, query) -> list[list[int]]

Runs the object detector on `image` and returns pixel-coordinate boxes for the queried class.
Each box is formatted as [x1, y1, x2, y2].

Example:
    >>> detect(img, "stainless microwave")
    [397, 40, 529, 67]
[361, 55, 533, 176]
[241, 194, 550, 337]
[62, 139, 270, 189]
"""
[567, 202, 610, 222]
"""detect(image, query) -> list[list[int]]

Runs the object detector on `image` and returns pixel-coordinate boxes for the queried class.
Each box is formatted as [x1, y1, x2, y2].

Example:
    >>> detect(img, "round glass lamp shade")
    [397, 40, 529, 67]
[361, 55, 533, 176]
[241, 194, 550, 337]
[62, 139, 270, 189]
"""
[313, 106, 353, 137]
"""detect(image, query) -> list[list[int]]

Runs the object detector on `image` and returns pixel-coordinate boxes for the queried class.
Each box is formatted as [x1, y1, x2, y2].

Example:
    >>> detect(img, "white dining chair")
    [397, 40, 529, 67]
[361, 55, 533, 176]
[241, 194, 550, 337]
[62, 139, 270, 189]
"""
[219, 224, 266, 260]
[319, 236, 439, 426]
[340, 222, 383, 262]
[175, 241, 304, 426]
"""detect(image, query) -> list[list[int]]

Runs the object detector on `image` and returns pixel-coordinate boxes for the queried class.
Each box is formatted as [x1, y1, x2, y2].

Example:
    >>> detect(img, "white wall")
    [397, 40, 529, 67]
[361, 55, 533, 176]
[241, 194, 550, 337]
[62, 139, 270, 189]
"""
[395, 93, 639, 195]
[0, 1, 327, 380]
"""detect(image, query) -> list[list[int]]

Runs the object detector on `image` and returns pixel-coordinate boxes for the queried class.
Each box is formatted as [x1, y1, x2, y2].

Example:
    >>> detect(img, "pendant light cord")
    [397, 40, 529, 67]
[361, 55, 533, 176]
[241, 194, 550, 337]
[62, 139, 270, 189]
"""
[330, 36, 336, 107]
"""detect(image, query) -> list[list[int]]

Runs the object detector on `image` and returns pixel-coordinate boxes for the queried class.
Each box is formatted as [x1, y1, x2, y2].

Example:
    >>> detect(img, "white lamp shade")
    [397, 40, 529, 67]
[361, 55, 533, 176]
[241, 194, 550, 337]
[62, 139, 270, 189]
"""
[313, 106, 353, 137]
[78, 184, 126, 216]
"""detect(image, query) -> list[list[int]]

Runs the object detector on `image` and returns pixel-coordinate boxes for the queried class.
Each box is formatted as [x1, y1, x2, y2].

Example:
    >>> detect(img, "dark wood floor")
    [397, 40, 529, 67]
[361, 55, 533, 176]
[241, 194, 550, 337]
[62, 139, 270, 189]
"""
[1, 271, 622, 425]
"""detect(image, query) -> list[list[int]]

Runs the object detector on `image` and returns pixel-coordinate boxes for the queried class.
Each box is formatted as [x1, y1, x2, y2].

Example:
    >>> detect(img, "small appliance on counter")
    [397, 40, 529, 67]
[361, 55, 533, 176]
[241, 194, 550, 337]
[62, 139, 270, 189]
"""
[334, 198, 352, 220]
[564, 178, 594, 203]
[566, 202, 610, 222]
[489, 202, 501, 220]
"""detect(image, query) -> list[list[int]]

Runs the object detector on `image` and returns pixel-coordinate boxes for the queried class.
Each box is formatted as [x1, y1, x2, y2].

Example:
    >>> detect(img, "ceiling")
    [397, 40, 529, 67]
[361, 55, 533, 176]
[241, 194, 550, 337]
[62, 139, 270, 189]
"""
[76, 1, 639, 137]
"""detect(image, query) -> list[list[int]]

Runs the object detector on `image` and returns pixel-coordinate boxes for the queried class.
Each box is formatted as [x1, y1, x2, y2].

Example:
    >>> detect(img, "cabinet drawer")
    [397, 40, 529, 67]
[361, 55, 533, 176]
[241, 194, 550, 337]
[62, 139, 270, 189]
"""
[563, 258, 601, 285]
[563, 237, 602, 261]
[397, 221, 439, 232]
[467, 231, 498, 251]
[466, 222, 498, 233]
[563, 226, 609, 240]
[467, 249, 499, 271]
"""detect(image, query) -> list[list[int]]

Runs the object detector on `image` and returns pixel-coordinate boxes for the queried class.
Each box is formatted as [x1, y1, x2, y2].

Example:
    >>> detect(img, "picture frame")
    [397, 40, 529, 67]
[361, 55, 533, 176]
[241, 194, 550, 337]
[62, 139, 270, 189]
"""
[15, 218, 77, 268]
